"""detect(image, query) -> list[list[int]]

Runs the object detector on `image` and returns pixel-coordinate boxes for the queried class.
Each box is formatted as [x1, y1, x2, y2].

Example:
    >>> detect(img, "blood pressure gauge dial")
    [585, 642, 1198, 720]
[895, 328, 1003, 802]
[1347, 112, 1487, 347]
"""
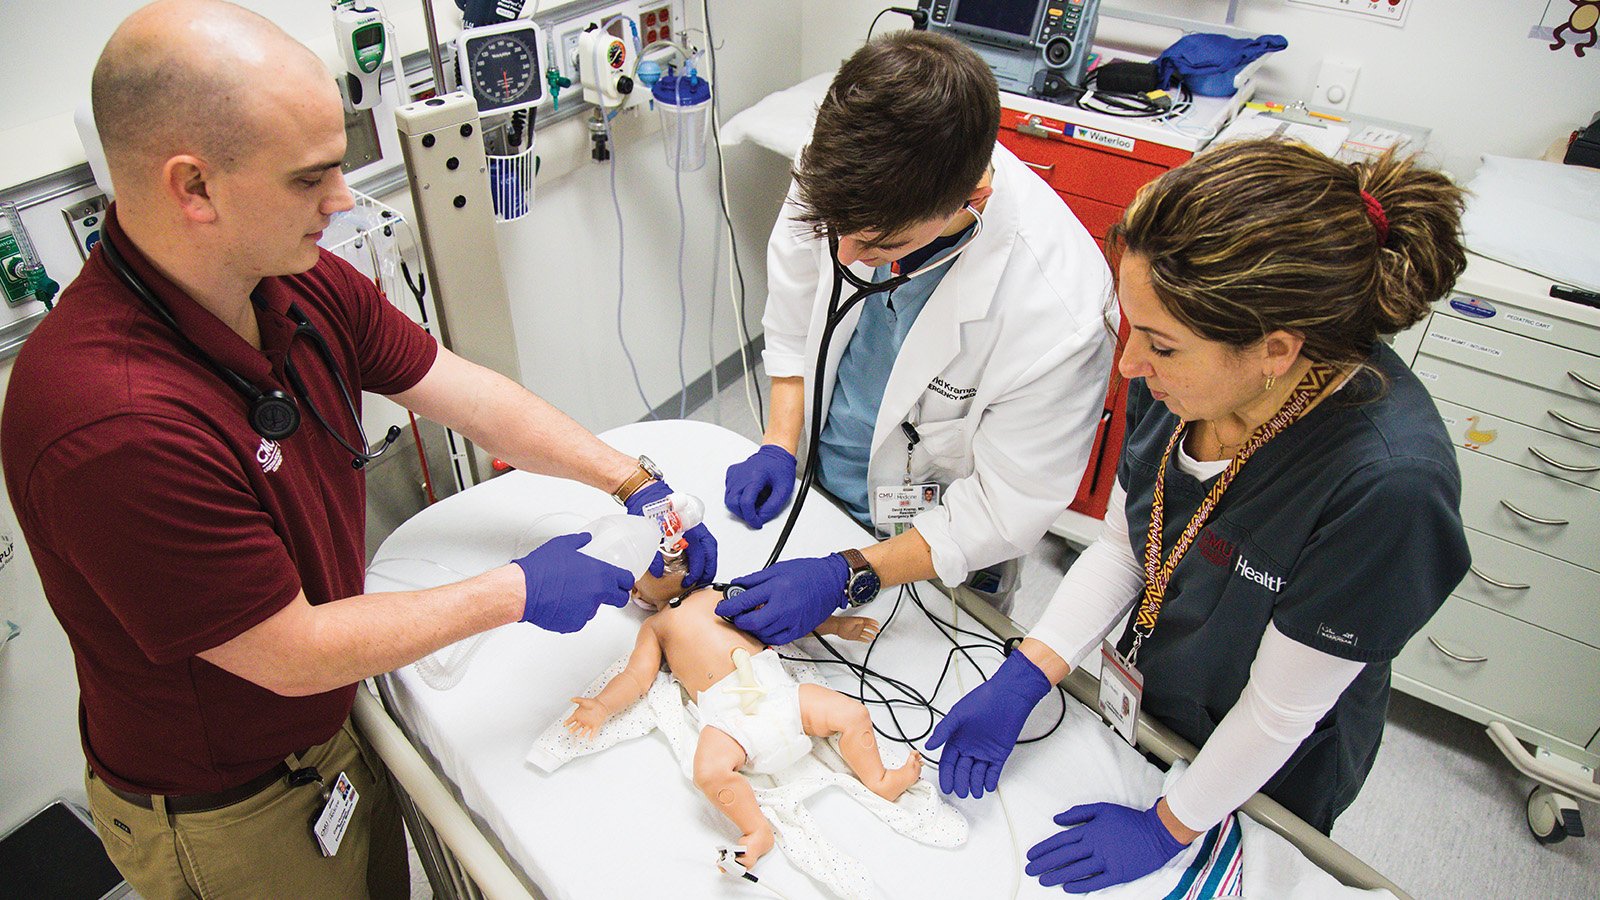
[457, 20, 545, 115]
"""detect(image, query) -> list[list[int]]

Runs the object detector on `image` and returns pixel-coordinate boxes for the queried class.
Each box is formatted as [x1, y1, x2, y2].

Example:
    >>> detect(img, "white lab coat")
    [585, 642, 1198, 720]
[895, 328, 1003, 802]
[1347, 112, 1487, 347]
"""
[760, 143, 1115, 585]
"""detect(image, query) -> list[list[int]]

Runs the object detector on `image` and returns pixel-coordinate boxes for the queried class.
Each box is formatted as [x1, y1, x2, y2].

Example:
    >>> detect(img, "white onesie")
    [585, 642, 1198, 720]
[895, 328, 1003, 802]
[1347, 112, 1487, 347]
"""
[693, 648, 813, 774]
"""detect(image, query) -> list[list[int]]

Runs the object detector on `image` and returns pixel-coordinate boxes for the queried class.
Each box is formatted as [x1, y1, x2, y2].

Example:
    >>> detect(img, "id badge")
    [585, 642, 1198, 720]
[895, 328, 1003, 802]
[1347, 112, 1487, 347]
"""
[1097, 640, 1143, 748]
[312, 772, 359, 857]
[871, 483, 940, 536]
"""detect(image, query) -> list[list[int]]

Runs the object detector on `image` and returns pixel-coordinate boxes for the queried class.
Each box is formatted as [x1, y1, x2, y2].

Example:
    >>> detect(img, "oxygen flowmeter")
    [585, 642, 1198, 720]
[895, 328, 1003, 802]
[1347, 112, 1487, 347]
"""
[332, 1, 387, 111]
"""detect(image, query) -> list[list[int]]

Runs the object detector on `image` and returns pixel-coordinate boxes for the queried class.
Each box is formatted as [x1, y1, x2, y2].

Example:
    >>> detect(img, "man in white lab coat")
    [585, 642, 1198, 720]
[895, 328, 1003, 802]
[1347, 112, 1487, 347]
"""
[718, 31, 1114, 643]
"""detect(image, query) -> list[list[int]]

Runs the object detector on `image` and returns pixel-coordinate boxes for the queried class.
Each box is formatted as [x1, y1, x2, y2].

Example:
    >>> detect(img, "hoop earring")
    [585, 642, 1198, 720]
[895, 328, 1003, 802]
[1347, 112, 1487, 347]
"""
[1264, 374, 1276, 392]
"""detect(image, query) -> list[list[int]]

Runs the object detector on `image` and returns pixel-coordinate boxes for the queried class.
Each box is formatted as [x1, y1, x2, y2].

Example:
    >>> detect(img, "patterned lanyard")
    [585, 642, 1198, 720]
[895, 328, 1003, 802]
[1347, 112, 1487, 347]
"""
[1128, 363, 1339, 666]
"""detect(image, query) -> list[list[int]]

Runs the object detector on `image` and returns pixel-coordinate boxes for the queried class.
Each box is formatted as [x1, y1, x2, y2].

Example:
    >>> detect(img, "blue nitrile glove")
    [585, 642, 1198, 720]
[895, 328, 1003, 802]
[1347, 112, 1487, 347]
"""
[625, 480, 718, 586]
[716, 554, 850, 645]
[1025, 801, 1189, 893]
[513, 532, 634, 633]
[925, 650, 1052, 798]
[723, 444, 797, 528]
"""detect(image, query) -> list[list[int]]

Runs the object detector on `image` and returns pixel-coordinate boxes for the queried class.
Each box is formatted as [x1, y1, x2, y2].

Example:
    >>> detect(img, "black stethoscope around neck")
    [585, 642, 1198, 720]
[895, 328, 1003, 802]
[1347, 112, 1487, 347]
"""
[762, 205, 985, 567]
[99, 233, 401, 470]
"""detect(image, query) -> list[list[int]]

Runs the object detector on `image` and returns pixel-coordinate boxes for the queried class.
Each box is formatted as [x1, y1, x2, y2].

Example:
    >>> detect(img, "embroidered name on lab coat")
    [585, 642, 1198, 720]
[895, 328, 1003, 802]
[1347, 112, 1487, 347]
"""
[1234, 555, 1284, 592]
[928, 377, 976, 400]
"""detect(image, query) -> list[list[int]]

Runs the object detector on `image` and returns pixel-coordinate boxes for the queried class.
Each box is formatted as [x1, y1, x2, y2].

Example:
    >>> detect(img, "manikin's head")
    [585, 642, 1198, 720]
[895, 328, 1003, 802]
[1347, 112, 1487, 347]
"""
[92, 0, 354, 277]
[631, 555, 691, 610]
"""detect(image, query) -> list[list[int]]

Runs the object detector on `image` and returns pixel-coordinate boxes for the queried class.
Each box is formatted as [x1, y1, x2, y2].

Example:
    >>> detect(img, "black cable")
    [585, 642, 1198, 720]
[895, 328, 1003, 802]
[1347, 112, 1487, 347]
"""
[701, 0, 762, 426]
[867, 6, 927, 40]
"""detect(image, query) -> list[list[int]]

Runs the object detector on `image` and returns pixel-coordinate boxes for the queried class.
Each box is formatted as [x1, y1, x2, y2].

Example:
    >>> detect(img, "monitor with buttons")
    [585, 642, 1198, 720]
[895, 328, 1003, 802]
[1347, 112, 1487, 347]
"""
[921, 0, 1102, 99]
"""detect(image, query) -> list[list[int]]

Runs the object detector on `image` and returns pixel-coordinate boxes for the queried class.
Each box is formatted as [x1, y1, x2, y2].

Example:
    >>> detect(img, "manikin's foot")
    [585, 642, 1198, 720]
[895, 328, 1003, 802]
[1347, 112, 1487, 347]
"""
[736, 824, 776, 868]
[867, 750, 923, 801]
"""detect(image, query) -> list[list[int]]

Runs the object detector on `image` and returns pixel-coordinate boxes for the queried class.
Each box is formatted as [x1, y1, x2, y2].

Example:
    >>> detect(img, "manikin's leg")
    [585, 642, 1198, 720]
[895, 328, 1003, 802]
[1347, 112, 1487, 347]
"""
[692, 726, 774, 866]
[798, 684, 922, 801]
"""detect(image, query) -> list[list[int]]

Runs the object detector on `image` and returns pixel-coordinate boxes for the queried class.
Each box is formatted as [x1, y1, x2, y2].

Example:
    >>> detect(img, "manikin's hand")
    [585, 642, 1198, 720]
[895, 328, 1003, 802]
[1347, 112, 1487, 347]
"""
[1025, 801, 1189, 892]
[717, 554, 850, 646]
[564, 697, 610, 740]
[625, 481, 718, 586]
[925, 650, 1052, 798]
[513, 533, 633, 633]
[826, 616, 881, 643]
[723, 444, 797, 528]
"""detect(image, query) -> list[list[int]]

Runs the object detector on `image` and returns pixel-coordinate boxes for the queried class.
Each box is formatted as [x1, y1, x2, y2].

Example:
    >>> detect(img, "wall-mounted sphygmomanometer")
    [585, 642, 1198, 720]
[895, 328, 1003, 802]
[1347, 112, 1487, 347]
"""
[457, 19, 548, 116]
[918, 0, 1103, 100]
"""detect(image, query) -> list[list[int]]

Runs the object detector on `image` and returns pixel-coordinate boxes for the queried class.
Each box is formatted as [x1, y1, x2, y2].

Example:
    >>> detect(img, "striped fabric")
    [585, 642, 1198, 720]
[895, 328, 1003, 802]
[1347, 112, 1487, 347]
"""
[1162, 813, 1244, 900]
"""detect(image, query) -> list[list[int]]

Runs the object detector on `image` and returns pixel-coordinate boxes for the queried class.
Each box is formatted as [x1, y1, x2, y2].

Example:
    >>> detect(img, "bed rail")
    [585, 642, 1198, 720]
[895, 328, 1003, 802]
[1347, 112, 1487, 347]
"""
[945, 584, 1413, 900]
[354, 681, 535, 900]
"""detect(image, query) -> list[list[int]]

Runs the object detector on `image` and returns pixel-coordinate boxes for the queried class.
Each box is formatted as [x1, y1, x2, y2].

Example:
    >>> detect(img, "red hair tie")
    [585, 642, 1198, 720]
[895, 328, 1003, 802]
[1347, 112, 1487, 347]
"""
[1360, 189, 1389, 246]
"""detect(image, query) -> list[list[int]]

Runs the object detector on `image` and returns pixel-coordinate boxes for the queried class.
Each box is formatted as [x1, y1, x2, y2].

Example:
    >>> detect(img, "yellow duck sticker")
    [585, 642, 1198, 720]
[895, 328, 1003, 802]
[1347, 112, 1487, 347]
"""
[1463, 416, 1499, 450]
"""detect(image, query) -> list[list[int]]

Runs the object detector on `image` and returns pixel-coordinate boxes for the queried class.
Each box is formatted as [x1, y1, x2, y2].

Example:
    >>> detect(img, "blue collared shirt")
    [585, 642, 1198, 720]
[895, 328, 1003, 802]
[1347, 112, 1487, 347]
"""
[816, 226, 972, 524]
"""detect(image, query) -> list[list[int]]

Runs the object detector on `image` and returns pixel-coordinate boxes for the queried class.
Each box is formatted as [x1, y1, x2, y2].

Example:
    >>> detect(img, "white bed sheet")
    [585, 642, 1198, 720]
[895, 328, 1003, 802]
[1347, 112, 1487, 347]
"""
[368, 420, 1390, 900]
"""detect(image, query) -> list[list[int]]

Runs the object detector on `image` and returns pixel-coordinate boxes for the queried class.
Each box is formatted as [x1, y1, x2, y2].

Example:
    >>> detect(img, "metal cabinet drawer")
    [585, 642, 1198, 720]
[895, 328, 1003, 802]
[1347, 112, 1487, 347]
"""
[1434, 398, 1600, 491]
[1457, 528, 1600, 649]
[1423, 314, 1600, 407]
[1455, 448, 1600, 563]
[1058, 191, 1121, 240]
[1394, 596, 1600, 747]
[1434, 290, 1600, 358]
[1413, 356, 1600, 449]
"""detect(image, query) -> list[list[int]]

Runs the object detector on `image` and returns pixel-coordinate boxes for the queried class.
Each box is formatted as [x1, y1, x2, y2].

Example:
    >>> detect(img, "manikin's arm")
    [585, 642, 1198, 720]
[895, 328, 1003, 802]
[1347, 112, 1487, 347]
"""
[814, 615, 880, 643]
[566, 622, 665, 738]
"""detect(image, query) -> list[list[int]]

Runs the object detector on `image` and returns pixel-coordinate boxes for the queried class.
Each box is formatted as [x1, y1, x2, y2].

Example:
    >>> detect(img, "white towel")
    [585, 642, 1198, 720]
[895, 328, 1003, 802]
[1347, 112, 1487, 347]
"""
[528, 653, 967, 900]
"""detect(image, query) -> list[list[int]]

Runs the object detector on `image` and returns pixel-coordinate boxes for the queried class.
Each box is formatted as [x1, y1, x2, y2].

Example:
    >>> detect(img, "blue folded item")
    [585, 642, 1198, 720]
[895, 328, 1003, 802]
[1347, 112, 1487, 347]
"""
[1155, 33, 1288, 97]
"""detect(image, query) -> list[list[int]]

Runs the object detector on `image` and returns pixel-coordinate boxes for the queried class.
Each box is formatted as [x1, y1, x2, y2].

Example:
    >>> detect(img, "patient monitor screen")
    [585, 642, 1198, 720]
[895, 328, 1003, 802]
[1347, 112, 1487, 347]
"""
[952, 0, 1039, 38]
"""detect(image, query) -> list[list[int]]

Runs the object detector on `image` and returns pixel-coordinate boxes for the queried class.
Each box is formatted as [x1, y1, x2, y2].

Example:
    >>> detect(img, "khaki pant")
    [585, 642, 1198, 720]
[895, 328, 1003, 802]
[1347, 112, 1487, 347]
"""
[84, 718, 408, 900]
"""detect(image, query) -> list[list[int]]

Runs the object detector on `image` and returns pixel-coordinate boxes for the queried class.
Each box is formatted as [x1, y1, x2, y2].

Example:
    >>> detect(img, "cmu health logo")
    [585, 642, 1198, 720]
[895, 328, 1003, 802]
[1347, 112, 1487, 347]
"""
[1197, 530, 1235, 566]
[256, 438, 284, 474]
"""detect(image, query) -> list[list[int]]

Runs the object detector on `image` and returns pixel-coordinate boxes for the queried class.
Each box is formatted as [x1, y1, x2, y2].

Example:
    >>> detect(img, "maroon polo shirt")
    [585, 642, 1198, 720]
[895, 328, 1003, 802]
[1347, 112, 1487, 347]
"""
[1, 206, 437, 794]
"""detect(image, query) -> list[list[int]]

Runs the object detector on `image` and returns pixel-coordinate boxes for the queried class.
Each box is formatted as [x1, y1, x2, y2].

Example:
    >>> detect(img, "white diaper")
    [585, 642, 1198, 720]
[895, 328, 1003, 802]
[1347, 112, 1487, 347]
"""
[694, 648, 813, 774]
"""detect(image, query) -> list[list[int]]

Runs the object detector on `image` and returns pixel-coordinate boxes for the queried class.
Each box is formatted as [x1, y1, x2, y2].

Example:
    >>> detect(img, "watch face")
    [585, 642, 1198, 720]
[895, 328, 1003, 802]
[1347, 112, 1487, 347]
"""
[847, 569, 881, 605]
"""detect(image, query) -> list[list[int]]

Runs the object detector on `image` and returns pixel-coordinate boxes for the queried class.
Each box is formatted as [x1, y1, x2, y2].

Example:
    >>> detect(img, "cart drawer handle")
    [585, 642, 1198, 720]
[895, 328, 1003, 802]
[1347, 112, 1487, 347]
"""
[1468, 566, 1531, 591]
[1529, 447, 1600, 473]
[1549, 409, 1600, 434]
[1428, 636, 1489, 664]
[1499, 500, 1569, 527]
[1571, 370, 1600, 393]
[1021, 159, 1056, 173]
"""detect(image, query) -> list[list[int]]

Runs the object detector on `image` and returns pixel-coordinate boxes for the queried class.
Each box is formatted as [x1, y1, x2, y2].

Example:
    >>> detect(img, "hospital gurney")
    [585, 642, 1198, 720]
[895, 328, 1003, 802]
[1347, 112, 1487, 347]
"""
[355, 420, 1412, 900]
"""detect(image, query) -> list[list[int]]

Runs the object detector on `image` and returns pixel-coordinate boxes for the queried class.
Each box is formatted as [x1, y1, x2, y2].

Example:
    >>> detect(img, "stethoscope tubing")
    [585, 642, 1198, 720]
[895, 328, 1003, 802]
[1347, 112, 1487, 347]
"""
[762, 207, 983, 567]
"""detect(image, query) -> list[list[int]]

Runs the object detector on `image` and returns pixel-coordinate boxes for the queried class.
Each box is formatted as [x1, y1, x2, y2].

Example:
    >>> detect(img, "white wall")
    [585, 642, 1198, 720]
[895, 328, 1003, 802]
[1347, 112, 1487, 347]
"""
[0, 0, 799, 836]
[801, 0, 1600, 179]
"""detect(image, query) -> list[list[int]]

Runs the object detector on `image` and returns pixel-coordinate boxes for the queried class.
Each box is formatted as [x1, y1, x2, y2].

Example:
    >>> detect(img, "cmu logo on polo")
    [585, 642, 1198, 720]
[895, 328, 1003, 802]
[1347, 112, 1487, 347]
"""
[1198, 530, 1235, 566]
[256, 438, 284, 474]
[1235, 555, 1284, 592]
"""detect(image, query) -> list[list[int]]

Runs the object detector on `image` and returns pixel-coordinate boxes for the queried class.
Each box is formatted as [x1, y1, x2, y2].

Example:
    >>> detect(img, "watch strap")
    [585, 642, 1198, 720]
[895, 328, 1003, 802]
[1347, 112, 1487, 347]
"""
[840, 548, 871, 573]
[612, 463, 656, 505]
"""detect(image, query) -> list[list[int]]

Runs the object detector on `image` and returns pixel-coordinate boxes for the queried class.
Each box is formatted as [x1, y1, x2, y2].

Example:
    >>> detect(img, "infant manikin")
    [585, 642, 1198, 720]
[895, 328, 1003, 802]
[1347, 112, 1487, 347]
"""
[565, 562, 923, 869]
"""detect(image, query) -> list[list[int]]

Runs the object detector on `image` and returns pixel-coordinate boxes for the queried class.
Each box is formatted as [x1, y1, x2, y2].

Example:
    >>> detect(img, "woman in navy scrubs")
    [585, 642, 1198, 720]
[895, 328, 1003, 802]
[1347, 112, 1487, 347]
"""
[925, 138, 1473, 893]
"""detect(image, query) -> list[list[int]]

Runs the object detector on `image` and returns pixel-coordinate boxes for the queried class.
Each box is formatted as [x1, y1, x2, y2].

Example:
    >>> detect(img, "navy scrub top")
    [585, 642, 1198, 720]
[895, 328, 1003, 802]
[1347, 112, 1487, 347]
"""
[1114, 342, 1470, 833]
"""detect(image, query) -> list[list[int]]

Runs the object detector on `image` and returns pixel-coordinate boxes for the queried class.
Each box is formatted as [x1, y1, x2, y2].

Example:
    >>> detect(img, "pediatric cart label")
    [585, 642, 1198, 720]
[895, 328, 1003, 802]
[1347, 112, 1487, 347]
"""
[313, 772, 359, 857]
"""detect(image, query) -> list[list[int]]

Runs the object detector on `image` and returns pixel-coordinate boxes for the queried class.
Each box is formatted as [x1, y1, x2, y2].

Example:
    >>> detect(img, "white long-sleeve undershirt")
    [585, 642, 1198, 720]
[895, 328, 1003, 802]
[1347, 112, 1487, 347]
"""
[1028, 443, 1367, 833]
